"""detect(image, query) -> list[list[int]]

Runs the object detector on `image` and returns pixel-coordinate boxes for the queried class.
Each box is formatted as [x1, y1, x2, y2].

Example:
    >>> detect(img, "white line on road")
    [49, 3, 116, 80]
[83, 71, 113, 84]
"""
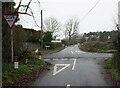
[71, 51, 73, 54]
[75, 51, 78, 53]
[53, 64, 70, 75]
[53, 58, 59, 60]
[72, 59, 76, 70]
[61, 58, 68, 60]
[66, 84, 70, 88]
[70, 58, 74, 60]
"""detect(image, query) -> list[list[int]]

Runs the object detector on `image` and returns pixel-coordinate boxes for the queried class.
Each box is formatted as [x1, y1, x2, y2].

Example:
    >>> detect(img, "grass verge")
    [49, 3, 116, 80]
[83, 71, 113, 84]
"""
[105, 59, 120, 81]
[97, 50, 116, 53]
[2, 58, 47, 86]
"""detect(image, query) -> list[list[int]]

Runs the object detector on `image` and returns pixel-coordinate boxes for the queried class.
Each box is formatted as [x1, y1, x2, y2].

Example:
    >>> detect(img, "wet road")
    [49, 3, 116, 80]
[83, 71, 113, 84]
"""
[43, 44, 112, 59]
[32, 44, 112, 87]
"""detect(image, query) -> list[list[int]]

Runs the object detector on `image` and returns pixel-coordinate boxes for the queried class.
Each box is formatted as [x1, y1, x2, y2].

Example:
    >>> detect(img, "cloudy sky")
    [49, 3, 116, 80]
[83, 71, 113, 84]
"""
[14, 0, 119, 38]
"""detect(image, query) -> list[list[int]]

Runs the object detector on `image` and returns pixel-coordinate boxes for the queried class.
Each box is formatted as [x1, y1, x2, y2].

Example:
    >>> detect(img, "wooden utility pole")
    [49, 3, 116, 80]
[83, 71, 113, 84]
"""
[41, 10, 43, 49]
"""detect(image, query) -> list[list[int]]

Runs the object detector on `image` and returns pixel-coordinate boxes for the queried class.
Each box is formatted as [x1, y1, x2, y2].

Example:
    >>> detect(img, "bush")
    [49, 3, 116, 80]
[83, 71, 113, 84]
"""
[50, 42, 62, 49]
[80, 41, 114, 53]
[106, 58, 120, 81]
[112, 53, 120, 73]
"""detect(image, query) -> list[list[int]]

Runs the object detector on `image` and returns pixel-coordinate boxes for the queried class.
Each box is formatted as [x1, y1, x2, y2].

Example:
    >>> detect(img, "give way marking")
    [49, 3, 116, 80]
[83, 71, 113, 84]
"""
[53, 64, 70, 75]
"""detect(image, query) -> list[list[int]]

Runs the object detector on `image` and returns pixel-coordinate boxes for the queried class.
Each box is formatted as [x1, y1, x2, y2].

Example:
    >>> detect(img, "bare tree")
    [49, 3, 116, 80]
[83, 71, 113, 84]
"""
[15, 0, 32, 16]
[43, 17, 61, 38]
[64, 18, 80, 40]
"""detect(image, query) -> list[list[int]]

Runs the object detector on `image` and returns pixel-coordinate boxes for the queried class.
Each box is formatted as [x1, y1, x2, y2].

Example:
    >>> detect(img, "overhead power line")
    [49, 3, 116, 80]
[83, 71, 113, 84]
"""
[80, 0, 101, 22]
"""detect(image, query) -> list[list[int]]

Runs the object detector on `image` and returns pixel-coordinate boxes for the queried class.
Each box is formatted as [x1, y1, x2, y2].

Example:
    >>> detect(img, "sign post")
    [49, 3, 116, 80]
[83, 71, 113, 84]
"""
[3, 14, 18, 62]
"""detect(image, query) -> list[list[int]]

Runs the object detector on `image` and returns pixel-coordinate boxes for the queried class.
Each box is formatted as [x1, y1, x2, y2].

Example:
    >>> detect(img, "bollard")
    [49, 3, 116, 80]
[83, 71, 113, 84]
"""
[25, 59, 28, 64]
[14, 56, 19, 69]
[39, 55, 42, 59]
[38, 52, 42, 59]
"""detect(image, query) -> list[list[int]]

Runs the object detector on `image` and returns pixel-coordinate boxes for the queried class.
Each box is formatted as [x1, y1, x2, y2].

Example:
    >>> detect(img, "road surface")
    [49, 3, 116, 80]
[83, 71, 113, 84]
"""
[43, 44, 112, 59]
[31, 44, 112, 87]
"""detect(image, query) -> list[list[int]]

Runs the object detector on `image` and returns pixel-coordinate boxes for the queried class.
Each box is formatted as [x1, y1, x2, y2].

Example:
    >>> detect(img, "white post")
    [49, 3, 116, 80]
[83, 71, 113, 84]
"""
[39, 55, 42, 59]
[14, 62, 19, 69]
[14, 56, 19, 69]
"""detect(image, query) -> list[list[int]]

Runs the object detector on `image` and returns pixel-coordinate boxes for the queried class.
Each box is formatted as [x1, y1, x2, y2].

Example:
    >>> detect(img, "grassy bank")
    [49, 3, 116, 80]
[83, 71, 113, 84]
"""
[79, 41, 116, 53]
[2, 57, 48, 86]
[106, 58, 120, 81]
[3, 46, 63, 86]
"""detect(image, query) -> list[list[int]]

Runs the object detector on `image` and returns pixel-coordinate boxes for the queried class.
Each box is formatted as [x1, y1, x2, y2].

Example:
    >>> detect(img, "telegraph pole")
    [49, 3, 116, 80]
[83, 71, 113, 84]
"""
[41, 10, 43, 50]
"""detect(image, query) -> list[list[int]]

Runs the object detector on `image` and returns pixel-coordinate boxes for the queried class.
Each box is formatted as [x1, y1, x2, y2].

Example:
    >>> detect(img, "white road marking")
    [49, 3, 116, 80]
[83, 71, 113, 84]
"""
[71, 51, 73, 54]
[44, 59, 50, 61]
[70, 58, 74, 60]
[53, 64, 70, 75]
[53, 58, 58, 60]
[75, 51, 78, 53]
[66, 84, 70, 88]
[72, 59, 76, 70]
[62, 58, 68, 60]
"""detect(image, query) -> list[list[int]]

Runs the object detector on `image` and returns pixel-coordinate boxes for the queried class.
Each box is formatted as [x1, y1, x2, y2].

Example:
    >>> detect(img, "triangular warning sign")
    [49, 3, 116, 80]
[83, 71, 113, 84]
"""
[3, 14, 18, 30]
[53, 64, 70, 75]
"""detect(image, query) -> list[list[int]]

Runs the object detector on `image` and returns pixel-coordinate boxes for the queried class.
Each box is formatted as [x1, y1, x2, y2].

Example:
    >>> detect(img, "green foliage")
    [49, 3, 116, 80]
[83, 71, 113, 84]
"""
[80, 41, 114, 53]
[111, 31, 120, 75]
[2, 58, 46, 86]
[79, 31, 118, 53]
[82, 31, 118, 43]
[26, 29, 41, 43]
[106, 59, 120, 81]
[112, 53, 120, 72]
[13, 25, 28, 55]
[98, 50, 116, 53]
[79, 37, 86, 43]
[51, 42, 62, 49]
[62, 37, 79, 46]
[43, 31, 52, 47]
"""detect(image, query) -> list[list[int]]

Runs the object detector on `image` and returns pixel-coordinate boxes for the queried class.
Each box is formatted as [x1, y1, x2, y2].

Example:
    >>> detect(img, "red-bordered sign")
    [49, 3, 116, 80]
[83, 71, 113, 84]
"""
[3, 14, 18, 30]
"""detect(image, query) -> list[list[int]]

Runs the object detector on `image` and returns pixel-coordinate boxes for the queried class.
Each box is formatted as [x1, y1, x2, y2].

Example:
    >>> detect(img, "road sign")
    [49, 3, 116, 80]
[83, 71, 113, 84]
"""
[3, 14, 18, 30]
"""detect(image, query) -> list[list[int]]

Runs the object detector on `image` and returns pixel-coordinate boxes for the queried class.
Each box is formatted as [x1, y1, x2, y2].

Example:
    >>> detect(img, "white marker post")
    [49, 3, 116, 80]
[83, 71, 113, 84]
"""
[14, 56, 19, 69]
[38, 51, 42, 59]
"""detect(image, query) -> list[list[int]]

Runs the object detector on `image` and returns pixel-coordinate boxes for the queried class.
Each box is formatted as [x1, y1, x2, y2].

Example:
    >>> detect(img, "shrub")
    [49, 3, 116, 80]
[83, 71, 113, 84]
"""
[80, 41, 114, 52]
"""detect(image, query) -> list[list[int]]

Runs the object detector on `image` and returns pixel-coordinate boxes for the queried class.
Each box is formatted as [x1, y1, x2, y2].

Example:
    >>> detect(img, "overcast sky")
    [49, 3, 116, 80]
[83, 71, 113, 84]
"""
[14, 0, 119, 38]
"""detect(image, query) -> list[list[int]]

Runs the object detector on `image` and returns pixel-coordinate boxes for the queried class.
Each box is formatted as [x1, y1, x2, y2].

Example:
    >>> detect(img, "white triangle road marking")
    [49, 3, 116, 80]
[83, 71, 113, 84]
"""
[53, 64, 70, 75]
